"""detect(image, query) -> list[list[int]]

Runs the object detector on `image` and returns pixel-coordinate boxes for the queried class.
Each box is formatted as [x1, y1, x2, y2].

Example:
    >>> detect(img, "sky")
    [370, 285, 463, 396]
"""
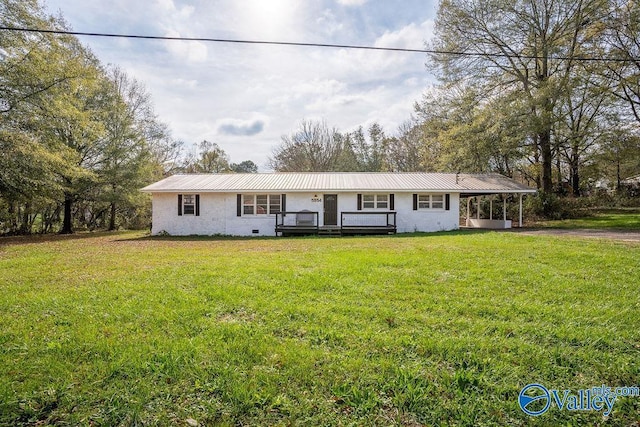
[43, 0, 439, 170]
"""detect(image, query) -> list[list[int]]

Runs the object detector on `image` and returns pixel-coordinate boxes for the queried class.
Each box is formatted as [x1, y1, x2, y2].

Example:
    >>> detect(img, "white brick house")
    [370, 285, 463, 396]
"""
[141, 172, 536, 236]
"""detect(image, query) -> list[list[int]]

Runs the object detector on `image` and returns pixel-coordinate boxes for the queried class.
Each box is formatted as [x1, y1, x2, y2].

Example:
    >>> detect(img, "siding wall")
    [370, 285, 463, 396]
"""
[151, 192, 460, 236]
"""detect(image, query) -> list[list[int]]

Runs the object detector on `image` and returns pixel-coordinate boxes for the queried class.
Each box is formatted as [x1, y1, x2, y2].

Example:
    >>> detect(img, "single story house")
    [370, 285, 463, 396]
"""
[141, 172, 536, 236]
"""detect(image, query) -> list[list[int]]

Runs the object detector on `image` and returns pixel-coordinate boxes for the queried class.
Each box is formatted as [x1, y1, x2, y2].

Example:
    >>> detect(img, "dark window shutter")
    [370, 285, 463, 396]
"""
[195, 195, 200, 216]
[281, 194, 286, 213]
[413, 194, 418, 211]
[357, 194, 362, 211]
[236, 194, 242, 217]
[389, 194, 395, 211]
[445, 194, 450, 211]
[178, 194, 183, 216]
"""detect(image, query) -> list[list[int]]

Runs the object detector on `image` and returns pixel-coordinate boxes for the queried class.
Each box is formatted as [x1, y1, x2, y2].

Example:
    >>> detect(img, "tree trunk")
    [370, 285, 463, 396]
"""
[571, 148, 580, 197]
[60, 193, 73, 234]
[540, 128, 553, 194]
[108, 202, 117, 231]
[8, 202, 17, 234]
[19, 203, 31, 234]
[571, 164, 580, 197]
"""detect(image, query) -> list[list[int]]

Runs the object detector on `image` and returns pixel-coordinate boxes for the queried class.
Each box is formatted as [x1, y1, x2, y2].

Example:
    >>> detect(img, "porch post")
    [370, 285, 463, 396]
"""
[489, 197, 493, 220]
[466, 197, 470, 227]
[503, 195, 507, 221]
[519, 194, 523, 227]
[477, 197, 480, 220]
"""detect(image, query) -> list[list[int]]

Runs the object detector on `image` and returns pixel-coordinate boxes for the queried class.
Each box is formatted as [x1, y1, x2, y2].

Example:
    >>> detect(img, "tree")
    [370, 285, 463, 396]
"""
[1, 0, 104, 234]
[419, 88, 524, 177]
[430, 0, 609, 194]
[97, 67, 163, 230]
[181, 140, 230, 173]
[230, 160, 258, 173]
[385, 121, 430, 172]
[553, 69, 618, 195]
[0, 1, 190, 234]
[606, 0, 640, 123]
[269, 120, 345, 171]
[37, 41, 105, 234]
[341, 123, 394, 172]
[595, 124, 640, 191]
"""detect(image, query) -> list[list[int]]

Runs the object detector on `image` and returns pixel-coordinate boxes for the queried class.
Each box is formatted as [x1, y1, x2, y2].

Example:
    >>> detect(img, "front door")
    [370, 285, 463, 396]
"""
[323, 194, 338, 226]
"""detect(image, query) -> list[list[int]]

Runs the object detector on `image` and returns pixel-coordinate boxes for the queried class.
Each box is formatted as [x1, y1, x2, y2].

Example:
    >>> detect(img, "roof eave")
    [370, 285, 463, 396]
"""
[141, 188, 538, 194]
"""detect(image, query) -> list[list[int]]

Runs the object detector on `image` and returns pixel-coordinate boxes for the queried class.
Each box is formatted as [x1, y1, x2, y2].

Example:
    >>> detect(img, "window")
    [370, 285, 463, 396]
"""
[376, 194, 388, 209]
[431, 194, 444, 209]
[243, 195, 254, 215]
[269, 195, 281, 214]
[418, 194, 445, 210]
[362, 194, 389, 209]
[362, 195, 375, 209]
[256, 195, 268, 214]
[242, 194, 282, 216]
[182, 194, 195, 215]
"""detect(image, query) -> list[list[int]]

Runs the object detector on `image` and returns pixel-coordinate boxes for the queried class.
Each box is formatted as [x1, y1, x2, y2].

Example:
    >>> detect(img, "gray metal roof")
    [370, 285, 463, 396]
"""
[141, 173, 536, 194]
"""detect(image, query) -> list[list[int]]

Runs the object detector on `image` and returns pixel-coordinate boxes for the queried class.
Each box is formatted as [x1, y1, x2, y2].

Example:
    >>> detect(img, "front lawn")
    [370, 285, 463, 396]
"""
[0, 231, 638, 425]
[533, 209, 640, 230]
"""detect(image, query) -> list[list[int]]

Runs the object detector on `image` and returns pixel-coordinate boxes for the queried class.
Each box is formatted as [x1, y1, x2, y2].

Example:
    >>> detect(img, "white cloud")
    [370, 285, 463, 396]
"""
[316, 9, 344, 36]
[336, 0, 368, 6]
[44, 0, 440, 166]
[154, 0, 194, 18]
[163, 30, 208, 63]
[375, 19, 434, 49]
[171, 78, 199, 89]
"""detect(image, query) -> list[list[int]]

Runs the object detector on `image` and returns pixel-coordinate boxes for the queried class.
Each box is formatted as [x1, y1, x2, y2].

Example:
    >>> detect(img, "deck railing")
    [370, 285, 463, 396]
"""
[341, 211, 397, 232]
[275, 211, 319, 235]
[275, 211, 397, 235]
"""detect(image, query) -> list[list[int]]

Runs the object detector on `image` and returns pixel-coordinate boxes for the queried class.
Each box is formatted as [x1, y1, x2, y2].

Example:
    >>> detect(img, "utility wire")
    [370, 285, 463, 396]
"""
[0, 26, 635, 63]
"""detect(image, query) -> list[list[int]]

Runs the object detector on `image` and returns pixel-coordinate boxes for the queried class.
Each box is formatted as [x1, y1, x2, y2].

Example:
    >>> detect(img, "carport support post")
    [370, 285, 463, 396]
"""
[489, 197, 493, 220]
[503, 195, 507, 221]
[466, 197, 470, 226]
[519, 194, 523, 227]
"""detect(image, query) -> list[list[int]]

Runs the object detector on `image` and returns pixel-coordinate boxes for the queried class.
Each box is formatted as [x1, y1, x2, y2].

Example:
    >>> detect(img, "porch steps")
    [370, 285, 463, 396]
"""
[318, 226, 342, 237]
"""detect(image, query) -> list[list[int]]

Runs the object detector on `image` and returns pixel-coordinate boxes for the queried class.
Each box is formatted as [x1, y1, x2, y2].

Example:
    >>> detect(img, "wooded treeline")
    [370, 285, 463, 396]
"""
[2, 0, 639, 234]
[0, 1, 257, 235]
[270, 0, 640, 209]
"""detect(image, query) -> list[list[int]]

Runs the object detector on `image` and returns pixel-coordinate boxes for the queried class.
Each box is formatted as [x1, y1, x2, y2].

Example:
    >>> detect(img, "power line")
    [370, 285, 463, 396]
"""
[0, 26, 635, 63]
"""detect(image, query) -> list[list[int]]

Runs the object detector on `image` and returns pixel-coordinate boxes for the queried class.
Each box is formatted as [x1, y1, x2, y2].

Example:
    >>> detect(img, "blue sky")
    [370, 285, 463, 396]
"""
[44, 0, 438, 169]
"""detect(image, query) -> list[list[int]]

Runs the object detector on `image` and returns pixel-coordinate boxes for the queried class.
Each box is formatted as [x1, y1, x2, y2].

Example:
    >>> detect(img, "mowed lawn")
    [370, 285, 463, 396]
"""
[534, 209, 640, 229]
[0, 231, 639, 426]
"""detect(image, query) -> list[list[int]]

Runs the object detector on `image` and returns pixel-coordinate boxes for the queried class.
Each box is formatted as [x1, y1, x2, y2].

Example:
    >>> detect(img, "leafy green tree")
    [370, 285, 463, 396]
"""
[553, 70, 619, 195]
[1, 0, 96, 234]
[97, 67, 161, 230]
[385, 121, 431, 172]
[230, 160, 258, 173]
[187, 140, 230, 173]
[430, 0, 609, 194]
[606, 0, 640, 123]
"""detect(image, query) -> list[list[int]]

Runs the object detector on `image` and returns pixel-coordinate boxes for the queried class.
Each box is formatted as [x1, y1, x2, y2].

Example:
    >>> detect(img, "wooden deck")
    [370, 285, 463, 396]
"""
[275, 211, 396, 236]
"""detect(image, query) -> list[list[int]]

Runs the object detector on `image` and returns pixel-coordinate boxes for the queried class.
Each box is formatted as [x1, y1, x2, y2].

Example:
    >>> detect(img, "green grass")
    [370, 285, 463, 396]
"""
[533, 209, 640, 230]
[0, 231, 639, 425]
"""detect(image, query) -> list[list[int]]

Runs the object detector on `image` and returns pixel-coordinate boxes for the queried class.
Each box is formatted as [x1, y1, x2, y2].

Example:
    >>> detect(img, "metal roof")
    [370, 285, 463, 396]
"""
[141, 173, 536, 194]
